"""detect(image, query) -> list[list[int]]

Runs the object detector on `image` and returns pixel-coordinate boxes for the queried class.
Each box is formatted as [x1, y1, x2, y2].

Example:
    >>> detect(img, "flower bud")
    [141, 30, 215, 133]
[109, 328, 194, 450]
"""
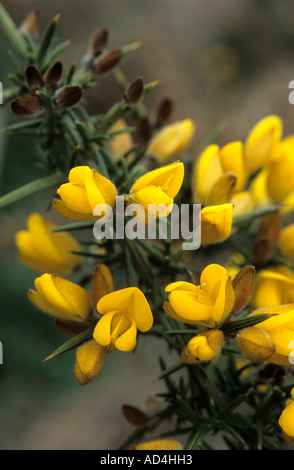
[107, 118, 133, 159]
[15, 212, 82, 276]
[25, 65, 44, 91]
[236, 327, 275, 363]
[28, 273, 92, 323]
[122, 404, 148, 427]
[53, 166, 117, 220]
[43, 61, 63, 91]
[19, 8, 40, 40]
[200, 203, 233, 245]
[244, 115, 282, 175]
[130, 439, 182, 450]
[279, 224, 294, 260]
[90, 264, 114, 310]
[279, 389, 294, 442]
[53, 85, 83, 109]
[154, 98, 173, 127]
[124, 77, 144, 105]
[75, 340, 104, 385]
[10, 96, 43, 118]
[181, 329, 224, 364]
[90, 27, 109, 54]
[129, 161, 184, 224]
[93, 49, 122, 74]
[232, 265, 255, 313]
[147, 119, 195, 163]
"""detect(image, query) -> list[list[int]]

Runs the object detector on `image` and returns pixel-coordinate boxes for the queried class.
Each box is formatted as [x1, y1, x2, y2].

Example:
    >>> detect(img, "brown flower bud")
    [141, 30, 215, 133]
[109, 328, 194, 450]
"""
[43, 61, 63, 90]
[25, 65, 44, 92]
[93, 49, 122, 74]
[124, 77, 144, 105]
[232, 265, 255, 313]
[53, 85, 83, 109]
[136, 116, 153, 143]
[10, 96, 43, 118]
[122, 404, 148, 427]
[253, 210, 281, 263]
[90, 264, 114, 310]
[155, 98, 173, 127]
[90, 27, 109, 54]
[19, 8, 40, 40]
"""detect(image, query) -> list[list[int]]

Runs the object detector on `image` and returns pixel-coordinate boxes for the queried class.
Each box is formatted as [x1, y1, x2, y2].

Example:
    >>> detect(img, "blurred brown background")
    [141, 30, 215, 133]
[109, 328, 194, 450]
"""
[1, 0, 294, 450]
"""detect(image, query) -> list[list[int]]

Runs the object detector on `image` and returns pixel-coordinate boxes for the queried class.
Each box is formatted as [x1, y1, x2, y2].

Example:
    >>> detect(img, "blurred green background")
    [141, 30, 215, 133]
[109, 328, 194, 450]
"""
[1, 0, 294, 450]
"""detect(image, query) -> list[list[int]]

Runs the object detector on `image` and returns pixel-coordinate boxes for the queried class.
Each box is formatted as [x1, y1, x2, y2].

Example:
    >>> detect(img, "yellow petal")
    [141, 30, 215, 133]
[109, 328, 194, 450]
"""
[207, 173, 237, 206]
[130, 161, 184, 199]
[147, 119, 195, 163]
[200, 203, 233, 245]
[131, 439, 183, 450]
[279, 399, 294, 438]
[193, 144, 222, 204]
[219, 140, 247, 191]
[244, 115, 282, 174]
[75, 339, 104, 385]
[90, 264, 114, 309]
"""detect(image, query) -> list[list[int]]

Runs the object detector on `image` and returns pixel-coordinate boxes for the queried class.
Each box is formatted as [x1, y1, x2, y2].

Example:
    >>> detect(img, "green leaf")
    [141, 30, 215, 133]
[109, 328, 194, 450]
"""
[232, 205, 282, 228]
[0, 172, 64, 209]
[0, 3, 27, 60]
[154, 360, 185, 381]
[2, 117, 44, 133]
[221, 313, 273, 335]
[42, 325, 95, 362]
[37, 14, 60, 66]
[51, 220, 95, 232]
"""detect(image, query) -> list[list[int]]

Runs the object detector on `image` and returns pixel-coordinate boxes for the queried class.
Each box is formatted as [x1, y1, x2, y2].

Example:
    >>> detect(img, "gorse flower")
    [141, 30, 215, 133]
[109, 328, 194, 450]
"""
[181, 329, 224, 364]
[252, 267, 294, 309]
[53, 166, 117, 220]
[279, 388, 294, 442]
[243, 114, 282, 175]
[193, 141, 247, 205]
[130, 439, 183, 450]
[93, 287, 153, 351]
[128, 161, 184, 223]
[74, 339, 105, 385]
[163, 264, 235, 327]
[146, 118, 195, 163]
[200, 203, 233, 245]
[15, 213, 82, 276]
[28, 273, 92, 323]
[248, 304, 294, 366]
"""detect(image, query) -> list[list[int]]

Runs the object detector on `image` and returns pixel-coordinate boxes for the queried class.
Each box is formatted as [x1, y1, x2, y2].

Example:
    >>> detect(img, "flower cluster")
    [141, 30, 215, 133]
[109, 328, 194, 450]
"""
[2, 5, 294, 450]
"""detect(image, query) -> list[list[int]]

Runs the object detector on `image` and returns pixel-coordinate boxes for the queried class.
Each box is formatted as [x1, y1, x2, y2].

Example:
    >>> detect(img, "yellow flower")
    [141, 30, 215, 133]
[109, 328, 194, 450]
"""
[244, 115, 282, 175]
[252, 267, 294, 309]
[74, 339, 104, 385]
[200, 203, 233, 245]
[193, 141, 247, 205]
[53, 165, 117, 220]
[249, 304, 294, 365]
[279, 388, 294, 442]
[181, 329, 224, 364]
[15, 213, 82, 276]
[106, 118, 133, 160]
[147, 119, 195, 163]
[130, 439, 182, 450]
[279, 224, 294, 260]
[93, 287, 153, 351]
[164, 264, 235, 327]
[266, 135, 294, 204]
[129, 161, 184, 222]
[236, 326, 275, 363]
[28, 273, 92, 323]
